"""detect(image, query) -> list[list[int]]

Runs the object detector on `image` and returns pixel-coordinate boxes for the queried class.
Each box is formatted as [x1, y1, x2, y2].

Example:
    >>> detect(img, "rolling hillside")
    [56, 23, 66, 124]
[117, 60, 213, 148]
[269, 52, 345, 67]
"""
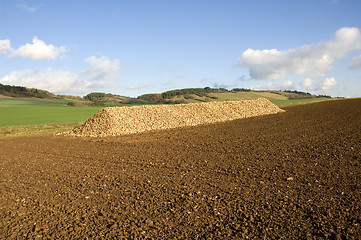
[0, 83, 59, 99]
[137, 88, 332, 104]
[1, 83, 334, 106]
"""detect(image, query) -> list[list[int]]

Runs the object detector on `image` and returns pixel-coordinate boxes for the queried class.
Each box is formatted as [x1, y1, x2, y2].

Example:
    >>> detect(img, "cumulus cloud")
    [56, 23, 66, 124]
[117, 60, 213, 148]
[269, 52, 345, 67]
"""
[0, 39, 11, 55]
[83, 56, 120, 81]
[350, 54, 361, 69]
[237, 27, 361, 80]
[0, 56, 121, 95]
[11, 36, 67, 60]
[320, 77, 337, 91]
[302, 78, 313, 90]
[0, 69, 81, 94]
[250, 77, 338, 93]
[283, 80, 294, 88]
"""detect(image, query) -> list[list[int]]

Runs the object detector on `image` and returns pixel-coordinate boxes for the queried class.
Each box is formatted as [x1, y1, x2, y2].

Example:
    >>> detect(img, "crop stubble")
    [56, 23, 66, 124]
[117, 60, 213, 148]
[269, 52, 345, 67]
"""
[0, 99, 360, 239]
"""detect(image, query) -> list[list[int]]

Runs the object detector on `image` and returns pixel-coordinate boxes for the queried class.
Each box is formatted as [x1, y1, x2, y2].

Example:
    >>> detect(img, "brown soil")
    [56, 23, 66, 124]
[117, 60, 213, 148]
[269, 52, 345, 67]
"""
[1, 99, 360, 239]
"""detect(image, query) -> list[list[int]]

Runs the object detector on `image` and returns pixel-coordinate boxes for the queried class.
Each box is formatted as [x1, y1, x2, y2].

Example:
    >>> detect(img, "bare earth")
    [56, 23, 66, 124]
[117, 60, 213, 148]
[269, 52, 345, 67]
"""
[1, 99, 360, 239]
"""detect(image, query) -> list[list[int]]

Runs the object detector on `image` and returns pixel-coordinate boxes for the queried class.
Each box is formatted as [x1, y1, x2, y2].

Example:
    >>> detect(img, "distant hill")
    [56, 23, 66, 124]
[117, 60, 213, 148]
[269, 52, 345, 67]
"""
[0, 83, 334, 104]
[0, 83, 59, 99]
[137, 87, 332, 104]
[83, 92, 150, 105]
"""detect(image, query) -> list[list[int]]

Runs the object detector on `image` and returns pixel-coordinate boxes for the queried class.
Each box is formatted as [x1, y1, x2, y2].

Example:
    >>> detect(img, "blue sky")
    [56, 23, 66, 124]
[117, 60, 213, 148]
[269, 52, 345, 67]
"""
[1, 0, 361, 97]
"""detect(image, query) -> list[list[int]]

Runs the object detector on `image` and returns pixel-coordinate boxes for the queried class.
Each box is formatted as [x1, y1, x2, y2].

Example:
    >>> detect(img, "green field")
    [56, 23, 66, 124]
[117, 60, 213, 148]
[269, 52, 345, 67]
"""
[0, 98, 148, 128]
[208, 91, 288, 101]
[270, 98, 332, 107]
[0, 98, 103, 127]
[168, 91, 289, 103]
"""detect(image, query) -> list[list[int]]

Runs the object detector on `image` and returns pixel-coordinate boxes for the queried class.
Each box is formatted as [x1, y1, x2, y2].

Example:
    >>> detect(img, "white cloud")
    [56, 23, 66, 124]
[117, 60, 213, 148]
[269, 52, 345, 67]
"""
[83, 56, 120, 81]
[11, 36, 67, 60]
[237, 27, 361, 80]
[0, 56, 121, 95]
[17, 3, 44, 12]
[250, 80, 296, 91]
[0, 69, 80, 94]
[283, 80, 294, 88]
[0, 39, 11, 55]
[320, 77, 337, 91]
[250, 77, 338, 93]
[302, 78, 313, 90]
[350, 54, 361, 69]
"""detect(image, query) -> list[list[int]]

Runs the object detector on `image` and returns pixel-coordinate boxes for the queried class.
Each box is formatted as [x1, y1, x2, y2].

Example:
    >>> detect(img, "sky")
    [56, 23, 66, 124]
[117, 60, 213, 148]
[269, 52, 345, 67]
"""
[1, 0, 361, 98]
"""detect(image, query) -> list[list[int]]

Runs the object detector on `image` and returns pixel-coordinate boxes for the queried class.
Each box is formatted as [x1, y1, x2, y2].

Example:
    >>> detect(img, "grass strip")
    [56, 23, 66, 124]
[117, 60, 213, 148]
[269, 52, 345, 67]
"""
[0, 122, 82, 139]
[271, 98, 333, 108]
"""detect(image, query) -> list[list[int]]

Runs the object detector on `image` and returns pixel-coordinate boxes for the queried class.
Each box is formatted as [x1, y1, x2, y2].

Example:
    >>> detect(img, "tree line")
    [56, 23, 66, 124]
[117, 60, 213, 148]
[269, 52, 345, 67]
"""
[0, 83, 56, 99]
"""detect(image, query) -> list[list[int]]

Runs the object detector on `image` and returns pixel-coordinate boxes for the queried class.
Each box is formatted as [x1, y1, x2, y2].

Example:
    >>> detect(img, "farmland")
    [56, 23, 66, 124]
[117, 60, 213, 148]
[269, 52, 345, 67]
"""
[0, 98, 103, 127]
[0, 98, 360, 239]
[0, 98, 136, 137]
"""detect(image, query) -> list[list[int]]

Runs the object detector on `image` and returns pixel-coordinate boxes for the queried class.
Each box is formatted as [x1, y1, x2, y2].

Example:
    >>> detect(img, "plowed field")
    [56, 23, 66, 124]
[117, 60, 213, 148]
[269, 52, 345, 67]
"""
[1, 99, 360, 239]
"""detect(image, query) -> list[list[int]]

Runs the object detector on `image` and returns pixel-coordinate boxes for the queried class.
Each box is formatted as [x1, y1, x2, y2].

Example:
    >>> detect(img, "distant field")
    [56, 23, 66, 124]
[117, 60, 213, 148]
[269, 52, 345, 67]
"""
[209, 92, 288, 101]
[169, 91, 289, 103]
[270, 98, 333, 107]
[208, 93, 331, 107]
[0, 98, 103, 128]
